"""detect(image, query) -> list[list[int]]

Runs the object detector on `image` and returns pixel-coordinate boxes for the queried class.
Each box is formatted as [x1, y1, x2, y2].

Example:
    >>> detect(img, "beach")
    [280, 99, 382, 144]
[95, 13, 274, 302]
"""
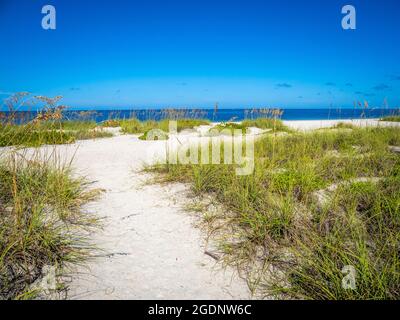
[2, 0, 400, 305]
[1, 118, 399, 299]
[10, 119, 398, 299]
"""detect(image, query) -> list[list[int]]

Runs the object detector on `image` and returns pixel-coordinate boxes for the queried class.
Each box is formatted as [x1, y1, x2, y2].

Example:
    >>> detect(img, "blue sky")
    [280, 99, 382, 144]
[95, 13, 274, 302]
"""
[0, 0, 400, 109]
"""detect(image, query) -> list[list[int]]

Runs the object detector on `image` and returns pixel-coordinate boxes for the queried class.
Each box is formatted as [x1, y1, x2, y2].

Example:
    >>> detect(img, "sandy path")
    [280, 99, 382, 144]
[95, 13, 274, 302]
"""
[57, 134, 250, 300]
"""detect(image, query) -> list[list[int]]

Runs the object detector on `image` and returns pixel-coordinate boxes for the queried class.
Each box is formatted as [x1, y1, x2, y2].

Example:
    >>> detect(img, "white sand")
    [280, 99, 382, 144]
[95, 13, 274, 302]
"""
[51, 131, 251, 300]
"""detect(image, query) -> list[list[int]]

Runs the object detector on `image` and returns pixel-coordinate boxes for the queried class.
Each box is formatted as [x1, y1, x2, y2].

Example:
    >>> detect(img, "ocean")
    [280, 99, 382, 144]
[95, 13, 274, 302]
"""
[2, 108, 399, 123]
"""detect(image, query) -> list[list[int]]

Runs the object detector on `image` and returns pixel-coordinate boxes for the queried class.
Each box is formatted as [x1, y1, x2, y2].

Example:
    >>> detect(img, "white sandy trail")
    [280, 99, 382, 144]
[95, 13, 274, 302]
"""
[50, 134, 250, 300]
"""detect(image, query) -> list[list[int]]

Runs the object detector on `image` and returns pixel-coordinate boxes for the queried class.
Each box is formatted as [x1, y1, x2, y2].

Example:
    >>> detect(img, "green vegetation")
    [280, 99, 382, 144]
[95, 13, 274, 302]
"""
[0, 93, 113, 147]
[121, 118, 210, 134]
[39, 120, 97, 131]
[209, 122, 247, 135]
[138, 129, 169, 141]
[0, 93, 100, 299]
[208, 118, 290, 136]
[70, 128, 113, 141]
[241, 118, 291, 132]
[148, 126, 400, 300]
[100, 119, 122, 127]
[120, 119, 158, 134]
[0, 153, 99, 299]
[0, 124, 74, 147]
[171, 119, 210, 132]
[331, 122, 357, 129]
[381, 116, 400, 122]
[0, 122, 113, 147]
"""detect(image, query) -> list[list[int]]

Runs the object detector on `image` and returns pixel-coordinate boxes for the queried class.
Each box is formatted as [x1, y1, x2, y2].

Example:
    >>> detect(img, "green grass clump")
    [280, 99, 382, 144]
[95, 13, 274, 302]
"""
[100, 119, 122, 127]
[209, 119, 290, 135]
[0, 122, 112, 147]
[138, 129, 169, 141]
[0, 93, 113, 147]
[332, 122, 357, 129]
[285, 176, 400, 300]
[121, 118, 210, 134]
[120, 119, 157, 134]
[380, 116, 400, 122]
[148, 126, 400, 299]
[68, 128, 113, 141]
[0, 153, 99, 299]
[38, 120, 98, 131]
[242, 118, 290, 132]
[36, 120, 113, 141]
[0, 124, 75, 147]
[171, 119, 210, 132]
[209, 122, 247, 135]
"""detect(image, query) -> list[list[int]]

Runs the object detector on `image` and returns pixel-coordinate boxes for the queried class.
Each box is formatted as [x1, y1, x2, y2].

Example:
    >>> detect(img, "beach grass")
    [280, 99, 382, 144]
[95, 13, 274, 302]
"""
[0, 123, 75, 147]
[0, 93, 114, 147]
[100, 119, 123, 128]
[207, 122, 248, 135]
[331, 122, 358, 129]
[381, 116, 400, 122]
[0, 151, 99, 299]
[241, 118, 291, 132]
[38, 120, 98, 131]
[0, 122, 113, 147]
[120, 118, 210, 134]
[138, 129, 169, 141]
[208, 118, 291, 135]
[148, 125, 400, 300]
[0, 94, 101, 299]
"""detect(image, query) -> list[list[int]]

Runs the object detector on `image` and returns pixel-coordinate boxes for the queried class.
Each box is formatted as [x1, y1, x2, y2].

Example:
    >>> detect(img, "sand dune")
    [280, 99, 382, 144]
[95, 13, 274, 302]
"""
[2, 119, 398, 299]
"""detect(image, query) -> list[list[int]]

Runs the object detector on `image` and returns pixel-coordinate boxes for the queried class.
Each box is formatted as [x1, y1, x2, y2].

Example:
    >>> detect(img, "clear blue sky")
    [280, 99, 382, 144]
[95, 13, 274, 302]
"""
[0, 0, 399, 109]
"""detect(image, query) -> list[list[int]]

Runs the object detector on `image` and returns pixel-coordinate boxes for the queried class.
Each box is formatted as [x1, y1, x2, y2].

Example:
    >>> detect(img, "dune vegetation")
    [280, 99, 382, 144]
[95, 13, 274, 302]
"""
[120, 118, 210, 135]
[0, 93, 117, 148]
[0, 94, 101, 299]
[2, 93, 399, 300]
[148, 125, 400, 300]
[241, 117, 291, 132]
[0, 152, 100, 299]
[0, 117, 114, 148]
[381, 116, 400, 122]
[0, 122, 114, 147]
[138, 129, 169, 141]
[209, 118, 291, 135]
